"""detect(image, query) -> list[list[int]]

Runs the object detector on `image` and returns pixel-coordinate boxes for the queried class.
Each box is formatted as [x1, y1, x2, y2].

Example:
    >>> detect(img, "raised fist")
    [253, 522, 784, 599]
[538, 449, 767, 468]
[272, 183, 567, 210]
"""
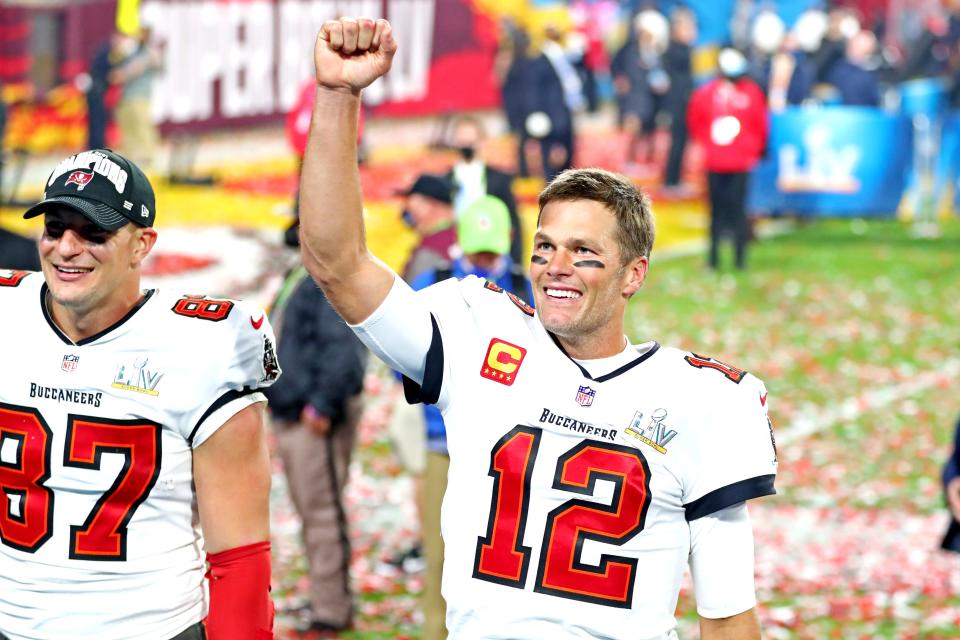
[314, 17, 397, 94]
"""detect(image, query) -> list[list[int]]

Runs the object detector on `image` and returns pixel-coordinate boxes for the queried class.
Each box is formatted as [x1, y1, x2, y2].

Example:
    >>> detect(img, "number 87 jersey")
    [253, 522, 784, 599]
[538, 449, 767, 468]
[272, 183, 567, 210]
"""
[0, 272, 279, 640]
[404, 277, 777, 640]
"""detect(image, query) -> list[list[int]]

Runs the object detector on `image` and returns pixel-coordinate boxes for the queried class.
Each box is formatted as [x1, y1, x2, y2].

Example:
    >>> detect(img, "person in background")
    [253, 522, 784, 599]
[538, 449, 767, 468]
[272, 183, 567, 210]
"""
[110, 28, 162, 170]
[941, 415, 960, 552]
[263, 262, 368, 637]
[812, 7, 860, 83]
[399, 173, 457, 283]
[825, 29, 882, 107]
[766, 10, 826, 111]
[569, 0, 609, 113]
[408, 195, 532, 640]
[524, 22, 581, 181]
[494, 19, 533, 178]
[745, 9, 787, 96]
[85, 32, 121, 149]
[688, 47, 769, 270]
[446, 115, 524, 265]
[661, 7, 697, 192]
[611, 9, 669, 172]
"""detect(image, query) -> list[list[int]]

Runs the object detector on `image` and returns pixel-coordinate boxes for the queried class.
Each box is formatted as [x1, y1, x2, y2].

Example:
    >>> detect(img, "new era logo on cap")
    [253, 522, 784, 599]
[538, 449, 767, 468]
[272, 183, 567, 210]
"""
[23, 149, 156, 231]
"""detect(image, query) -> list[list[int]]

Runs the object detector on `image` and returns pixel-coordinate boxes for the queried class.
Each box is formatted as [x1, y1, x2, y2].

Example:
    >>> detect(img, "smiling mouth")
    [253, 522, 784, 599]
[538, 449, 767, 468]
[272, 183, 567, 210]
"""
[54, 266, 93, 274]
[545, 288, 581, 299]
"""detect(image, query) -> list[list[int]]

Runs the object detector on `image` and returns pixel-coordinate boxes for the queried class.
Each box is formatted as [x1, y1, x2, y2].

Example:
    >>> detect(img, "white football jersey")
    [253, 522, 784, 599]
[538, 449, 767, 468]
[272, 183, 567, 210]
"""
[403, 276, 777, 640]
[0, 271, 279, 640]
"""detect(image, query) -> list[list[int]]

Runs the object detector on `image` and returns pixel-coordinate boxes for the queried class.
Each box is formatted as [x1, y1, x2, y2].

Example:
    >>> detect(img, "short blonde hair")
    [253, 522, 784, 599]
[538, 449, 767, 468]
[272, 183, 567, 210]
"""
[537, 168, 655, 264]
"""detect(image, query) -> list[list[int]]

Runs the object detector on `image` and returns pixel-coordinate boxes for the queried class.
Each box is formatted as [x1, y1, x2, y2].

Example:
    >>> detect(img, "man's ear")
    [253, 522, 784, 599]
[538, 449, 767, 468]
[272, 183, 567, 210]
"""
[132, 227, 158, 267]
[622, 256, 648, 298]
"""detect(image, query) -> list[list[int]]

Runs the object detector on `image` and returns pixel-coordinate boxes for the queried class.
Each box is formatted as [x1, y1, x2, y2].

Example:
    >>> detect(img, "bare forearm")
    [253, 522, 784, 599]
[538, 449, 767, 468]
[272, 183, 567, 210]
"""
[299, 87, 366, 287]
[194, 404, 271, 553]
[700, 608, 761, 640]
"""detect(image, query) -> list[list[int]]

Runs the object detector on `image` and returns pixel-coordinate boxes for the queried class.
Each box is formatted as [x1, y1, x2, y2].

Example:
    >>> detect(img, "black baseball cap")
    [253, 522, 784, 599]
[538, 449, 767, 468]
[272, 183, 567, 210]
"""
[23, 149, 156, 230]
[399, 174, 453, 204]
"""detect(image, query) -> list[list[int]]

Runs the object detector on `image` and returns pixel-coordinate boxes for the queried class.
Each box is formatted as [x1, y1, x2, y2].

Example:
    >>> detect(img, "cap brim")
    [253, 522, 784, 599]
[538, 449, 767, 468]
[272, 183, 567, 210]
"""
[23, 196, 130, 231]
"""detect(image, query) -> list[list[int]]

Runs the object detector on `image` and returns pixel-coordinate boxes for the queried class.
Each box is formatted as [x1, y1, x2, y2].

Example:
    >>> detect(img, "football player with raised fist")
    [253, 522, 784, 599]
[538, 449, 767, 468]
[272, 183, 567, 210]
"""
[299, 17, 777, 640]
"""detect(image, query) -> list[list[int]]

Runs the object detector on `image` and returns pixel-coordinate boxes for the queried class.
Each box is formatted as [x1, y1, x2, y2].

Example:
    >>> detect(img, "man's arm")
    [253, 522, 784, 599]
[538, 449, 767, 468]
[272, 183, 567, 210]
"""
[700, 608, 761, 640]
[194, 402, 273, 639]
[299, 17, 398, 324]
[689, 503, 761, 640]
[194, 402, 271, 550]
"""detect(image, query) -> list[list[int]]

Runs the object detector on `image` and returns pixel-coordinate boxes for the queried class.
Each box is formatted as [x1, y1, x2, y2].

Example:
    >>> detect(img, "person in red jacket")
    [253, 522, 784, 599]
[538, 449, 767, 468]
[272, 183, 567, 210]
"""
[688, 48, 769, 270]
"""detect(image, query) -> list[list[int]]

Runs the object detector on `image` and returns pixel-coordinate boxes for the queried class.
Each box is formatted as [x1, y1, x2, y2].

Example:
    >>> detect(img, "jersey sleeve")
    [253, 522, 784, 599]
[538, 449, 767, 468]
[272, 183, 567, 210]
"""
[681, 372, 777, 521]
[398, 276, 478, 409]
[688, 502, 758, 618]
[187, 299, 281, 448]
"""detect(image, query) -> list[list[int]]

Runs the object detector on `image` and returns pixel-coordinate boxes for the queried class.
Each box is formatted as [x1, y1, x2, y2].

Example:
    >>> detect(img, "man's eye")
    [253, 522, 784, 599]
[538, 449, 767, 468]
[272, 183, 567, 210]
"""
[44, 223, 65, 238]
[81, 228, 109, 244]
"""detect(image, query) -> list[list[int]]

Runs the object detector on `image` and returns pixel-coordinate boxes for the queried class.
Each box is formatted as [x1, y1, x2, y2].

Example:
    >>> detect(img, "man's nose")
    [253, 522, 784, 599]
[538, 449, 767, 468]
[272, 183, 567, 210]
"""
[55, 229, 84, 255]
[545, 248, 573, 275]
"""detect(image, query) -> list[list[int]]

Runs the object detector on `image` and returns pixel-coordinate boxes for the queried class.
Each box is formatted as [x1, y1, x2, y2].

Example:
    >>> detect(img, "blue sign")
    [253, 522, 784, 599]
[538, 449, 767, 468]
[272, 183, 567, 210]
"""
[748, 107, 913, 217]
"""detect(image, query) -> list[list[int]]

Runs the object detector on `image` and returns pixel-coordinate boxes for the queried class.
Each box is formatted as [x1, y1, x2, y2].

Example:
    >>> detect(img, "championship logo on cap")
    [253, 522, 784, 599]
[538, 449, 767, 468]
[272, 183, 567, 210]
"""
[65, 170, 95, 191]
[480, 338, 526, 386]
[22, 149, 157, 231]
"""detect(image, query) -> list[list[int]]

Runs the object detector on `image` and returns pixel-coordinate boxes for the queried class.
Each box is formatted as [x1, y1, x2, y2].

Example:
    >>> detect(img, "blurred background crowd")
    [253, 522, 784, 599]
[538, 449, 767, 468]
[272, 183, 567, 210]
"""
[1, 0, 960, 224]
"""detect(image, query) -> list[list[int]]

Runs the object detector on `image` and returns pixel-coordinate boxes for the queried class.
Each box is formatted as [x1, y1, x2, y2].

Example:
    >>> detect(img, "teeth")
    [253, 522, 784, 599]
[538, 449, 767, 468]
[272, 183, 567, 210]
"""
[546, 288, 581, 299]
[58, 267, 90, 274]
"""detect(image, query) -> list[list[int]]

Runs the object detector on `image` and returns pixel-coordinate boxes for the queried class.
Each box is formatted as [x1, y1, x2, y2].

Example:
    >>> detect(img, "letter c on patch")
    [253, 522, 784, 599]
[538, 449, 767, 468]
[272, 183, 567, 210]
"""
[480, 338, 527, 386]
[488, 342, 522, 373]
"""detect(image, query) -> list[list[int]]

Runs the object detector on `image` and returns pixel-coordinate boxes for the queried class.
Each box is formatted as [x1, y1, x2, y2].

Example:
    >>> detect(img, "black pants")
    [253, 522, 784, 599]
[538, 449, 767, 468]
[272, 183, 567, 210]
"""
[707, 171, 750, 270]
[664, 106, 689, 186]
[1, 622, 205, 640]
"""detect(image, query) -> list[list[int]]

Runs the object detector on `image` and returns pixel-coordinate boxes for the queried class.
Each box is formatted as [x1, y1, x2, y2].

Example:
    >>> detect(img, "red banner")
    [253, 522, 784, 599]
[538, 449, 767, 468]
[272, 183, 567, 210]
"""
[135, 0, 503, 131]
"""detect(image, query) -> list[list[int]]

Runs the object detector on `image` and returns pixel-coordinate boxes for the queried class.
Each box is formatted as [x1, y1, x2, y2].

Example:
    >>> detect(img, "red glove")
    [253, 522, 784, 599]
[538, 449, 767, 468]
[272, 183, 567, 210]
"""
[204, 540, 274, 640]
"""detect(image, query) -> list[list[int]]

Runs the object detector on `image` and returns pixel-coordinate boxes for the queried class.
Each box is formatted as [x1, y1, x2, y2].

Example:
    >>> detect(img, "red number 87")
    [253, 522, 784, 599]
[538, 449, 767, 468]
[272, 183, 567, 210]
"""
[0, 403, 161, 561]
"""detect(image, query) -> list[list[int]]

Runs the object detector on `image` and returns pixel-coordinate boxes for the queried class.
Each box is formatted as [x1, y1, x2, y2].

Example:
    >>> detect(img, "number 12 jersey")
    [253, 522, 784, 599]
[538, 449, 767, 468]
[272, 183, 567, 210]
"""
[400, 276, 777, 640]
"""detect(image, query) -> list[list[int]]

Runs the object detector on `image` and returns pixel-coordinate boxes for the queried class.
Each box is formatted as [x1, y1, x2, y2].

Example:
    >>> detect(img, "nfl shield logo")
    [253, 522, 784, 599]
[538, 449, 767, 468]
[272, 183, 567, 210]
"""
[61, 354, 79, 372]
[575, 385, 596, 407]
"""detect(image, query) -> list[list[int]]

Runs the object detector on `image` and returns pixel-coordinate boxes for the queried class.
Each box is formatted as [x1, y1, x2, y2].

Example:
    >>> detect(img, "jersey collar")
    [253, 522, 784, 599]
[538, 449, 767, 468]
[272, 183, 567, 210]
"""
[40, 282, 156, 346]
[545, 329, 661, 382]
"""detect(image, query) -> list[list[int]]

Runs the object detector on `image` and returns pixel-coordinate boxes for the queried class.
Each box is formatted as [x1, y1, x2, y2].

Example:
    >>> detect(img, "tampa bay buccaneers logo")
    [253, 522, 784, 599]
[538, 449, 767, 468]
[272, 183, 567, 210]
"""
[65, 170, 95, 191]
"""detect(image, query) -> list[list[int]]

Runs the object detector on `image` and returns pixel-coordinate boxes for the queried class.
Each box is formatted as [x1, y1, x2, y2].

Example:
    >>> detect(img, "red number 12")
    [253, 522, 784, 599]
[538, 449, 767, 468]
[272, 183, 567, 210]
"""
[473, 426, 652, 607]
